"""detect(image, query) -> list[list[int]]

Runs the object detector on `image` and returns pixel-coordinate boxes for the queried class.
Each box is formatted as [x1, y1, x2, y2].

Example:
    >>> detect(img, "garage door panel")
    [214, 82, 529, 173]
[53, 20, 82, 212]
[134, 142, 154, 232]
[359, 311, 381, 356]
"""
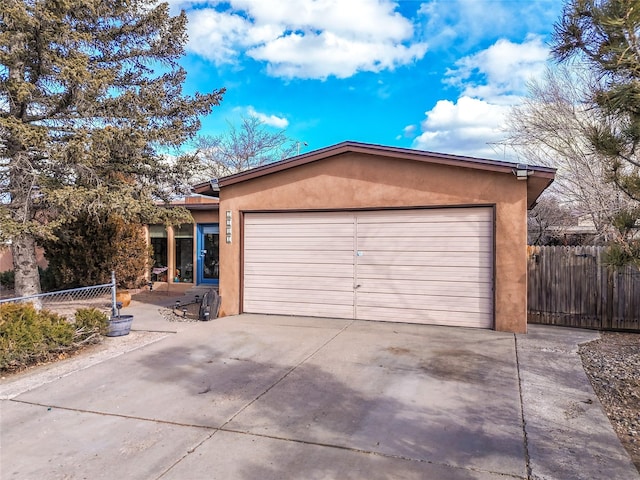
[357, 221, 492, 237]
[245, 263, 354, 277]
[357, 264, 491, 282]
[357, 209, 492, 223]
[357, 236, 491, 252]
[245, 252, 354, 264]
[246, 224, 354, 238]
[357, 291, 492, 313]
[356, 306, 493, 328]
[245, 212, 355, 225]
[245, 287, 353, 305]
[358, 280, 492, 297]
[245, 275, 352, 290]
[357, 251, 492, 268]
[246, 238, 353, 251]
[244, 300, 354, 318]
[354, 207, 493, 327]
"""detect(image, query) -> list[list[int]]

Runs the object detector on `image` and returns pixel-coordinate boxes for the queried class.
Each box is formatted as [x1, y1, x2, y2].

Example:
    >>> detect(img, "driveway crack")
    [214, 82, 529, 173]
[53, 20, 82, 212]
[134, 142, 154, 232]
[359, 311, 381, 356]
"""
[514, 333, 532, 479]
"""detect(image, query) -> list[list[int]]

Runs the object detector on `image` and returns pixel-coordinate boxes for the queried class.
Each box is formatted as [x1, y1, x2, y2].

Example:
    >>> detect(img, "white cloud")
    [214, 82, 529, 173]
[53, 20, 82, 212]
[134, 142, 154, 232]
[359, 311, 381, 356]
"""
[397, 124, 417, 140]
[445, 35, 549, 102]
[187, 9, 252, 65]
[246, 106, 289, 128]
[413, 96, 511, 158]
[410, 36, 550, 159]
[181, 0, 428, 79]
[403, 124, 417, 136]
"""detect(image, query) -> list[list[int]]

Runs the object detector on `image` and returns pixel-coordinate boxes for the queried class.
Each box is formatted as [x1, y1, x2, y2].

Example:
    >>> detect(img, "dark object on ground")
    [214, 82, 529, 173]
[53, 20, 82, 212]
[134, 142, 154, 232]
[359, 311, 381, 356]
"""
[198, 289, 220, 321]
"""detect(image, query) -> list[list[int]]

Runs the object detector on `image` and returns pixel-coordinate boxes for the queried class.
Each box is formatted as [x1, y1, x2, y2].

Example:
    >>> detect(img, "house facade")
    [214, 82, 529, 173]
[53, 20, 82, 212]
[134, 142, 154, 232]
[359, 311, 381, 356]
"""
[5, 141, 554, 333]
[216, 141, 555, 333]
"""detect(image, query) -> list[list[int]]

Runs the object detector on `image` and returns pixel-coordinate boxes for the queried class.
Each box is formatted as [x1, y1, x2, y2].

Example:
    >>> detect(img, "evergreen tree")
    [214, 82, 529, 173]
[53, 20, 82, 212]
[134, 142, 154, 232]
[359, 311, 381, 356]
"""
[43, 213, 151, 290]
[0, 0, 224, 296]
[552, 0, 640, 266]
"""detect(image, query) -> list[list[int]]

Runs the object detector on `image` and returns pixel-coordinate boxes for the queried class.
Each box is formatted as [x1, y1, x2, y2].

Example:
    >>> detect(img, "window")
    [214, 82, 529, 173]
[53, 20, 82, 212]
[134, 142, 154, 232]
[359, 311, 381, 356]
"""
[149, 225, 168, 282]
[174, 224, 193, 283]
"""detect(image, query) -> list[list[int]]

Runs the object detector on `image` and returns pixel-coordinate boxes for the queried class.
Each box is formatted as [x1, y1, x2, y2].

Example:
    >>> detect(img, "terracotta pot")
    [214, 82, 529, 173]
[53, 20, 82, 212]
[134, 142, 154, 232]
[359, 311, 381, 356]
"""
[115, 290, 132, 307]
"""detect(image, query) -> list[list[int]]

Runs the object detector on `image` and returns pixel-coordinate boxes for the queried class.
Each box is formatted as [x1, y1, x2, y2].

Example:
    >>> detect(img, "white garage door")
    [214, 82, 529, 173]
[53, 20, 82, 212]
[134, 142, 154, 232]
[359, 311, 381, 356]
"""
[243, 208, 493, 328]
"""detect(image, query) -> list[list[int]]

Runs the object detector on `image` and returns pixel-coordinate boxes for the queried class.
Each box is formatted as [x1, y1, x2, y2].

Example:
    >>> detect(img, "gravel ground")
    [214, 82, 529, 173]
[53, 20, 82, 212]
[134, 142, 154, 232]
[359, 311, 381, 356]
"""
[579, 331, 640, 472]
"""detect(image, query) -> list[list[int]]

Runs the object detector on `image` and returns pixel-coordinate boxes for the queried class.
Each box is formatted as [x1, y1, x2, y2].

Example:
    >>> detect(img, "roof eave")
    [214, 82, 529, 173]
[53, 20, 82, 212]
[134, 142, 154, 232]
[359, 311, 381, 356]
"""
[218, 140, 556, 188]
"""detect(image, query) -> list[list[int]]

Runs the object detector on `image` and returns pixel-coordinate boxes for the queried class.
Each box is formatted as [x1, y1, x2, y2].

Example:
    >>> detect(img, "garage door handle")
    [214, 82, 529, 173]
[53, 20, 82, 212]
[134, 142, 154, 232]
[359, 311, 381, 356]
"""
[354, 284, 361, 289]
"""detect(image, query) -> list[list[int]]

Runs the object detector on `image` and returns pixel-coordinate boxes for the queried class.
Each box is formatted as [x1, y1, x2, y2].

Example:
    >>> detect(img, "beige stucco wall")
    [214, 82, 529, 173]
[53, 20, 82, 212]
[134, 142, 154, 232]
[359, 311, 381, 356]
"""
[0, 247, 48, 272]
[219, 152, 528, 333]
[190, 210, 219, 226]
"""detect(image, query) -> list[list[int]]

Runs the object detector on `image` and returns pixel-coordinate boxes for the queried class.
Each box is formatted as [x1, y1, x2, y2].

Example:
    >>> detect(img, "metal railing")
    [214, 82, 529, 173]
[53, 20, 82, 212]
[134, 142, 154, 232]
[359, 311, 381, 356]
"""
[0, 273, 117, 320]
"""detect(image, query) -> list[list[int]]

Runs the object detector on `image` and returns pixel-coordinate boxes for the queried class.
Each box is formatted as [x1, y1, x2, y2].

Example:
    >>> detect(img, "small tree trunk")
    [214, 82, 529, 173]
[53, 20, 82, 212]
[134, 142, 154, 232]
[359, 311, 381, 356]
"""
[11, 234, 41, 298]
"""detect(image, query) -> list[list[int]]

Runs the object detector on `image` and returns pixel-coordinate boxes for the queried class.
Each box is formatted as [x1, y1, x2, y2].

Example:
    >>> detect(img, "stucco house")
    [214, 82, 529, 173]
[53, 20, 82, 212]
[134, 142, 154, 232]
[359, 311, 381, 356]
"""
[209, 141, 555, 334]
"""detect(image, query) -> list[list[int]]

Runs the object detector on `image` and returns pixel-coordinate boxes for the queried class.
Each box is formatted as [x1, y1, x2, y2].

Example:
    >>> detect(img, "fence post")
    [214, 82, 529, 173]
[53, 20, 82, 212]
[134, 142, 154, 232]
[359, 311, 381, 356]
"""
[111, 271, 117, 318]
[606, 268, 614, 330]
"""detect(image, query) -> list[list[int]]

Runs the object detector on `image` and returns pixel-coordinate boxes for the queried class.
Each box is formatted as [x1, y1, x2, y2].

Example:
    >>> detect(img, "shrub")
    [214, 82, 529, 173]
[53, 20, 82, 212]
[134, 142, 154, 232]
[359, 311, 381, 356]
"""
[38, 266, 58, 293]
[0, 270, 15, 289]
[0, 303, 74, 372]
[42, 212, 151, 290]
[0, 304, 108, 373]
[74, 308, 109, 337]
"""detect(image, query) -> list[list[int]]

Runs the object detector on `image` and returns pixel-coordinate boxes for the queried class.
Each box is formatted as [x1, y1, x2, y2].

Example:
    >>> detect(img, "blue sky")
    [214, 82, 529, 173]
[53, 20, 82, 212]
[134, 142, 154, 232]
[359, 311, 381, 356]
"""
[169, 0, 563, 161]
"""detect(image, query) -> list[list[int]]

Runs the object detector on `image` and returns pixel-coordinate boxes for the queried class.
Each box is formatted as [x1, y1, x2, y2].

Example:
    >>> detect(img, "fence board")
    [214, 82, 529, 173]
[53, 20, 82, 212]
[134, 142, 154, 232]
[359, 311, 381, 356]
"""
[527, 245, 640, 331]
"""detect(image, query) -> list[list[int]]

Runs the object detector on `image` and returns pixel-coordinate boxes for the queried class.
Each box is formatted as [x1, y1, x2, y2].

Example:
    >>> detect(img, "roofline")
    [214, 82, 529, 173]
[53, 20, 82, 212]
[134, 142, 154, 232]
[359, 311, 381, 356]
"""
[218, 140, 556, 187]
[155, 193, 220, 210]
[192, 179, 220, 197]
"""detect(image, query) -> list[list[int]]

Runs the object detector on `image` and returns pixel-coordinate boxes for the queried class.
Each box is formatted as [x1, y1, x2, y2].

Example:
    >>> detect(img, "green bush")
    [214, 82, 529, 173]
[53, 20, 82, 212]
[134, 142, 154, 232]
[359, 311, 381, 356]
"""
[0, 304, 109, 373]
[42, 212, 151, 290]
[0, 270, 15, 289]
[603, 240, 640, 269]
[74, 308, 109, 336]
[39, 266, 58, 293]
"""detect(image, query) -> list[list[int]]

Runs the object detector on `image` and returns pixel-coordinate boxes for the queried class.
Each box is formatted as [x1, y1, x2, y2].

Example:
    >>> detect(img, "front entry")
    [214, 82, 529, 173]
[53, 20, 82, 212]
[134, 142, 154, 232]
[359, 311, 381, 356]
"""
[197, 224, 219, 285]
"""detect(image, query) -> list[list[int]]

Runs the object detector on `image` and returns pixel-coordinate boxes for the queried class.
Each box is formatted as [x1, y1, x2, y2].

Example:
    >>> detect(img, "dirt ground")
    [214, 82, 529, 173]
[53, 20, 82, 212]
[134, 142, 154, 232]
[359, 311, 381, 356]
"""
[579, 331, 640, 472]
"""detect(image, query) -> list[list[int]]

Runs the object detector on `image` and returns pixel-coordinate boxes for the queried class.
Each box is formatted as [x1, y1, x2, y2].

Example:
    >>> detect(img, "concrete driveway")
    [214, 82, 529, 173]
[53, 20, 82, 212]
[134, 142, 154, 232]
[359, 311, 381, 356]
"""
[1, 312, 638, 480]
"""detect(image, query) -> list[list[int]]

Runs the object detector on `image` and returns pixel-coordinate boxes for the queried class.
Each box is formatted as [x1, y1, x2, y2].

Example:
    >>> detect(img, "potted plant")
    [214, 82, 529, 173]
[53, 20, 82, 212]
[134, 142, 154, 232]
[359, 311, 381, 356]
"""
[107, 313, 134, 336]
[107, 271, 140, 337]
[107, 301, 134, 337]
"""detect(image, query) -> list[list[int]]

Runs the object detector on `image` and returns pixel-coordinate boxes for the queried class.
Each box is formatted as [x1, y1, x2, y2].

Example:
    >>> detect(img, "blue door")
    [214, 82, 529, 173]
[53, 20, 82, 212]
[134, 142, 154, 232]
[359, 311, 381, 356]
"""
[197, 224, 219, 285]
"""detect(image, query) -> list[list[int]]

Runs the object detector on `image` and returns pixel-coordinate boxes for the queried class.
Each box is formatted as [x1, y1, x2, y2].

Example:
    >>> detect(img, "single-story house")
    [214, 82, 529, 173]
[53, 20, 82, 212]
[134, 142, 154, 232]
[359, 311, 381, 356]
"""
[212, 141, 555, 334]
[4, 141, 555, 333]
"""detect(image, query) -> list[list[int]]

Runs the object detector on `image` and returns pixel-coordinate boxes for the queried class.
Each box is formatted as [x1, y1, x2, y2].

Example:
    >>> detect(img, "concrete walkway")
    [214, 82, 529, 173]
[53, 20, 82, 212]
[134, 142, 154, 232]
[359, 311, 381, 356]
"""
[1, 294, 637, 479]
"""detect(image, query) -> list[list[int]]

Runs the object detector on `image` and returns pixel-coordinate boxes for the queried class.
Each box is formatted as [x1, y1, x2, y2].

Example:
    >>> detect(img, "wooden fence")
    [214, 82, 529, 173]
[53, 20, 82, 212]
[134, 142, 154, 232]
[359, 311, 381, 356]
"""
[527, 245, 640, 331]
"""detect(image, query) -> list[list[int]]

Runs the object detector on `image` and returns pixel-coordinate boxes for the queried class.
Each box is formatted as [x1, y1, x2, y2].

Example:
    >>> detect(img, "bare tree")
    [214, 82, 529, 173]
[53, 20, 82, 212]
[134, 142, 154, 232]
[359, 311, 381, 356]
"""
[505, 66, 633, 241]
[193, 116, 297, 181]
[528, 195, 576, 245]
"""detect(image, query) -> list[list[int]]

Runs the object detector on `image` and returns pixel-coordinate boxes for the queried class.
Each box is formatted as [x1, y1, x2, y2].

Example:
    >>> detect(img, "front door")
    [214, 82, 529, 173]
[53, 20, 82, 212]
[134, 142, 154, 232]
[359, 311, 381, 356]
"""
[197, 224, 219, 285]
